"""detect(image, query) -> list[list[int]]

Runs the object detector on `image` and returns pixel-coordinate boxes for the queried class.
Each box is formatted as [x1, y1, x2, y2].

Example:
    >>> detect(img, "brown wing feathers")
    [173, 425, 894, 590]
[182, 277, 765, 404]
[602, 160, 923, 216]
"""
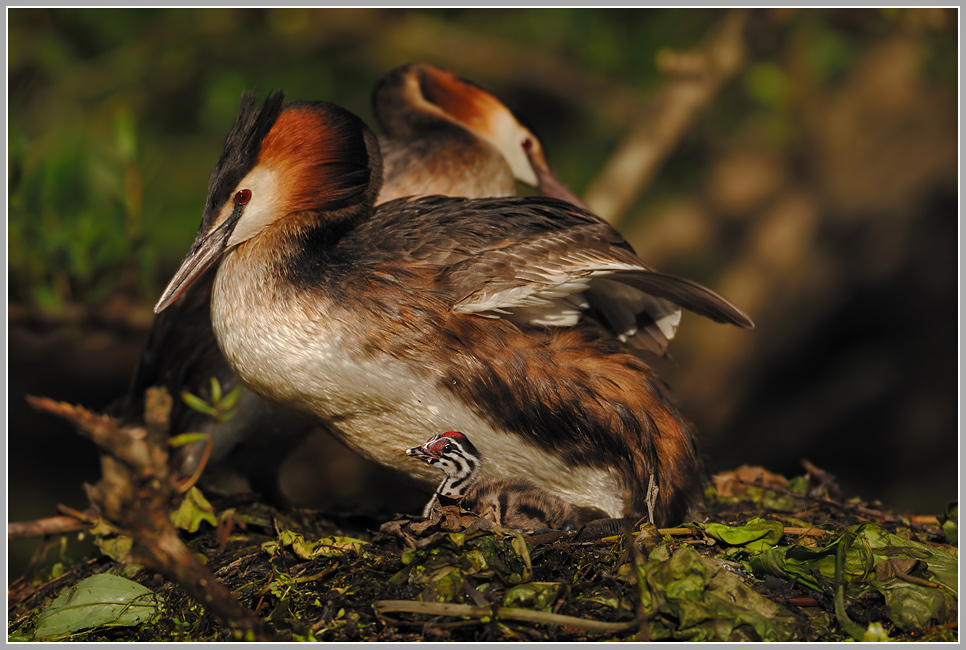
[617, 271, 754, 329]
[371, 197, 753, 352]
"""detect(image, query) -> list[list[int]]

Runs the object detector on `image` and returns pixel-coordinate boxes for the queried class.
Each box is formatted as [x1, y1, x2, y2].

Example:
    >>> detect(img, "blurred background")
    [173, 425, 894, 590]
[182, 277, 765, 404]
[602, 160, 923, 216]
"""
[8, 8, 958, 575]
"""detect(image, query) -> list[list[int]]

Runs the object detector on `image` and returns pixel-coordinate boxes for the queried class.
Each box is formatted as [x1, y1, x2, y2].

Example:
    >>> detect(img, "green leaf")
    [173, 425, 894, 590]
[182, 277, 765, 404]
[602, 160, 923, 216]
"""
[114, 108, 138, 161]
[209, 376, 222, 404]
[640, 546, 803, 641]
[704, 518, 784, 552]
[502, 582, 563, 611]
[939, 502, 957, 546]
[509, 533, 533, 583]
[218, 384, 243, 413]
[168, 432, 211, 448]
[750, 523, 959, 633]
[786, 475, 809, 494]
[93, 533, 134, 565]
[262, 530, 367, 560]
[34, 574, 160, 639]
[169, 486, 218, 533]
[424, 566, 466, 603]
[31, 284, 64, 311]
[181, 389, 215, 416]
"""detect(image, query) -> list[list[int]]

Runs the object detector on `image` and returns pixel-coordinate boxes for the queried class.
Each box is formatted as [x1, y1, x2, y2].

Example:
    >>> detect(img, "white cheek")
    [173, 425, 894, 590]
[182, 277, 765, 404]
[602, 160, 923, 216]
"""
[227, 166, 282, 247]
[483, 114, 537, 186]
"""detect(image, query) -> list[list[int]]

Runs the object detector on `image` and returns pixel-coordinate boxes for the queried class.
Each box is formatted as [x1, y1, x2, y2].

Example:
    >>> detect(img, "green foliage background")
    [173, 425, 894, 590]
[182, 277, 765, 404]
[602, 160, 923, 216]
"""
[7, 8, 719, 305]
[10, 7, 881, 305]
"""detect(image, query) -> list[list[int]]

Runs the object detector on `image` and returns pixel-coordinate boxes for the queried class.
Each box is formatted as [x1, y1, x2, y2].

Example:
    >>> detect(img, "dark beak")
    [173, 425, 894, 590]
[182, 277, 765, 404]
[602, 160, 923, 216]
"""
[154, 215, 236, 314]
[406, 445, 432, 460]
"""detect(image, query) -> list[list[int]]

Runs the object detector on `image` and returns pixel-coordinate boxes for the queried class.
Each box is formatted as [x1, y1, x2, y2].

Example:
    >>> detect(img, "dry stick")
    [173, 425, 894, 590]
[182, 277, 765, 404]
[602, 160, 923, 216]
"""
[623, 519, 650, 641]
[56, 503, 98, 523]
[26, 391, 275, 641]
[783, 527, 830, 537]
[373, 600, 637, 634]
[8, 516, 89, 540]
[910, 515, 940, 525]
[174, 434, 214, 494]
[8, 505, 98, 541]
[593, 525, 829, 544]
[583, 9, 750, 226]
[893, 568, 943, 590]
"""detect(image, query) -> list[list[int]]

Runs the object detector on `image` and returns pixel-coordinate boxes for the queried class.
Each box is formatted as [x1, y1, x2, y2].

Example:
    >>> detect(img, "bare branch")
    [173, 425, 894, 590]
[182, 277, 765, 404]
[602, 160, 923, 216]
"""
[8, 516, 89, 540]
[583, 10, 750, 225]
[374, 599, 639, 633]
[26, 389, 276, 640]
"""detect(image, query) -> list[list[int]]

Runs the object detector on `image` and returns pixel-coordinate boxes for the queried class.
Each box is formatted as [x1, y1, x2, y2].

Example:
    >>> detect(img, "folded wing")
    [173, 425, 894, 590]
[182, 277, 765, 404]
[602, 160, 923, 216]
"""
[442, 220, 753, 355]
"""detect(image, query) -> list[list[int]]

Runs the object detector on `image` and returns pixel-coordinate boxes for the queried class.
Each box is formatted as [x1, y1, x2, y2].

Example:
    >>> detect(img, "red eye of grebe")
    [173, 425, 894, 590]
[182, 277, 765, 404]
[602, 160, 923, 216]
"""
[521, 137, 533, 152]
[234, 189, 252, 205]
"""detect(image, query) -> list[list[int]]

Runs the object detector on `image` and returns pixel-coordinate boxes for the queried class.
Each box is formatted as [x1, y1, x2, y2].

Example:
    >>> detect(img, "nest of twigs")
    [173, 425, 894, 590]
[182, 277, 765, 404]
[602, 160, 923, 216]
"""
[7, 391, 958, 642]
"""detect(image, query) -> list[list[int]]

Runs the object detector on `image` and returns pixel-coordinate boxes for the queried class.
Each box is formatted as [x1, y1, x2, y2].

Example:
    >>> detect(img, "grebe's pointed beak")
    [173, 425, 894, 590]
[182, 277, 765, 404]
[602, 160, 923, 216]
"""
[407, 442, 439, 461]
[154, 214, 237, 314]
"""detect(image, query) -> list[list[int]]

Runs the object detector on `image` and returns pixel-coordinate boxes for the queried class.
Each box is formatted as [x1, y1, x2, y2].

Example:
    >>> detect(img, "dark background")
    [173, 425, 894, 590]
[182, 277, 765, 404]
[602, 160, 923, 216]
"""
[8, 8, 959, 576]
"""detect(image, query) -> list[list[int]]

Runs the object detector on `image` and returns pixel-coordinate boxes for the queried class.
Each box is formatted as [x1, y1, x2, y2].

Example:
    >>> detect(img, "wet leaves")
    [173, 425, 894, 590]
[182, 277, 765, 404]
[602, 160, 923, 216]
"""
[9, 467, 958, 642]
[390, 529, 535, 605]
[940, 502, 958, 545]
[703, 517, 785, 552]
[750, 522, 957, 636]
[638, 546, 804, 641]
[261, 530, 367, 561]
[170, 487, 218, 534]
[34, 574, 160, 639]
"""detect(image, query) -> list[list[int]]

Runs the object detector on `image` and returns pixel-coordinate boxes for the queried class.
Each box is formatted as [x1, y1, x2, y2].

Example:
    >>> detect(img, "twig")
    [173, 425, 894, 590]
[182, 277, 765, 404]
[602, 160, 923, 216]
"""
[583, 9, 750, 225]
[174, 434, 214, 494]
[656, 526, 698, 536]
[55, 504, 99, 524]
[783, 527, 830, 537]
[26, 390, 276, 640]
[893, 569, 943, 590]
[595, 525, 829, 543]
[624, 520, 650, 641]
[373, 600, 637, 633]
[7, 503, 98, 541]
[909, 515, 940, 525]
[292, 563, 339, 585]
[8, 516, 89, 540]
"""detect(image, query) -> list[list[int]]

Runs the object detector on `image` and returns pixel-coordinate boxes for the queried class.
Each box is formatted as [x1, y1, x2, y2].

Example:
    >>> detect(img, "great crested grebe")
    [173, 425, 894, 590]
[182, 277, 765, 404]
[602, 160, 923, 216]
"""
[115, 66, 583, 499]
[153, 92, 752, 524]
